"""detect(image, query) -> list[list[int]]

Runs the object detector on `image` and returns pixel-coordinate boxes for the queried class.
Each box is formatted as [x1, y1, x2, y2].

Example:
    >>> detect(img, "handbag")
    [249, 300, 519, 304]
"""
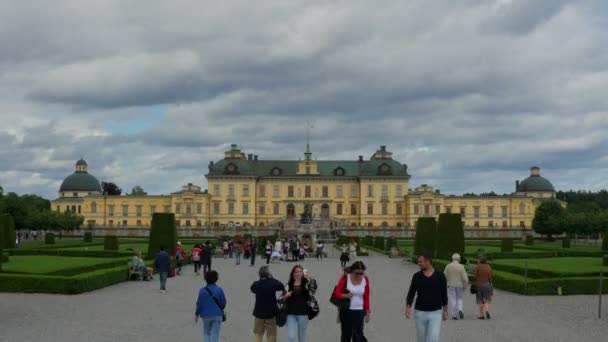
[329, 276, 350, 310]
[276, 299, 288, 327]
[204, 287, 227, 322]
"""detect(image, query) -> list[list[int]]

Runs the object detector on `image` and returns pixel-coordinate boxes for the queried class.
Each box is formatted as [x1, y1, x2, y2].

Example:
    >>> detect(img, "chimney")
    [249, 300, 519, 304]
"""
[230, 143, 238, 151]
[254, 155, 258, 161]
[516, 180, 520, 190]
[248, 154, 253, 160]
[358, 156, 363, 162]
[530, 166, 540, 176]
[380, 145, 386, 152]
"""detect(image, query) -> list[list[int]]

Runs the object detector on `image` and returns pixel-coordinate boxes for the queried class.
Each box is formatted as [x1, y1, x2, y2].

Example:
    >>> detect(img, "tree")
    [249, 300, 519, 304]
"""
[414, 217, 437, 257]
[102, 182, 122, 196]
[147, 213, 178, 258]
[533, 200, 565, 238]
[128, 185, 147, 196]
[436, 214, 464, 260]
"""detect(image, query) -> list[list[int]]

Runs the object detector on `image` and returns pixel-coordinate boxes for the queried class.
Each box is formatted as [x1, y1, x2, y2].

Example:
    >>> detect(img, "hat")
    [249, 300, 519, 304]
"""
[177, 241, 181, 245]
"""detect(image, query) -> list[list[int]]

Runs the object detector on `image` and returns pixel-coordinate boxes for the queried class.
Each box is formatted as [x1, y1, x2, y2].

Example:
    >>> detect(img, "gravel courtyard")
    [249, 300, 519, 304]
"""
[2, 251, 607, 342]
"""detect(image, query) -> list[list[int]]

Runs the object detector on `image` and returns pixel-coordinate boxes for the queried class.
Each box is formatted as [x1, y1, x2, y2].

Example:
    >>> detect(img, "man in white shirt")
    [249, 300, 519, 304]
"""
[443, 253, 469, 320]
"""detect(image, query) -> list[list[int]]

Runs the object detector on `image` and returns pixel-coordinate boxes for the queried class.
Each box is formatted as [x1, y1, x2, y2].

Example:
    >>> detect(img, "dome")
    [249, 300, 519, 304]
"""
[517, 167, 555, 192]
[59, 159, 102, 193]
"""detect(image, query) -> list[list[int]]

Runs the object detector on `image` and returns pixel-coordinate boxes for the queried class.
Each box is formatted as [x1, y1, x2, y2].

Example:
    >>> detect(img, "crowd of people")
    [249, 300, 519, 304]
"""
[147, 238, 493, 342]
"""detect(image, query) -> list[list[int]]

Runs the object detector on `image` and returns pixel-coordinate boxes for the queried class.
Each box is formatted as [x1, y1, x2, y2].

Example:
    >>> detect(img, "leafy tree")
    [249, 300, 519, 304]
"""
[0, 184, 3, 197]
[128, 185, 147, 196]
[533, 200, 565, 238]
[101, 182, 122, 196]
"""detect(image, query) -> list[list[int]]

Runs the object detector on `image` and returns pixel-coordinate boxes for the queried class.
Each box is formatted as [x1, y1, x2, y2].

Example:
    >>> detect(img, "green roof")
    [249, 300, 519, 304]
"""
[517, 175, 555, 192]
[59, 171, 102, 192]
[206, 159, 410, 178]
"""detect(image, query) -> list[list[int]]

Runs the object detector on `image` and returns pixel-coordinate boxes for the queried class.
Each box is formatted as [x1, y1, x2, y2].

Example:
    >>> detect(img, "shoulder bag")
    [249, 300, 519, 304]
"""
[204, 287, 226, 322]
[329, 275, 350, 310]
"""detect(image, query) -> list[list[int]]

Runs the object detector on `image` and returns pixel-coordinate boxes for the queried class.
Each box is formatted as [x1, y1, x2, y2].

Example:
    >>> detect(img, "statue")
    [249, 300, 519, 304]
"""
[300, 203, 313, 224]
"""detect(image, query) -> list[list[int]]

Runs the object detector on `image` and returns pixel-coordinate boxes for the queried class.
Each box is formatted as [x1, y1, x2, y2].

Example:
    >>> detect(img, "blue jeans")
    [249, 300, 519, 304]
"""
[159, 272, 167, 290]
[414, 310, 442, 342]
[236, 252, 242, 265]
[202, 316, 222, 342]
[287, 315, 309, 342]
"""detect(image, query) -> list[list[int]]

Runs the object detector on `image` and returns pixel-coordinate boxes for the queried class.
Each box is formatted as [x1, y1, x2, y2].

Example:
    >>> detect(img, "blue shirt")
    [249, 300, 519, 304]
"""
[195, 284, 226, 318]
[250, 278, 285, 319]
[154, 251, 171, 273]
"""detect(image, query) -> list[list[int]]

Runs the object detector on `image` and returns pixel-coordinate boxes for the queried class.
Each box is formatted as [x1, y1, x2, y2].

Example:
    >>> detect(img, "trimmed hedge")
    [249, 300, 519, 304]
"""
[501, 239, 514, 252]
[603, 237, 608, 252]
[478, 250, 605, 260]
[45, 233, 55, 245]
[84, 232, 93, 243]
[436, 214, 464, 260]
[2, 257, 130, 277]
[0, 265, 129, 294]
[525, 235, 534, 246]
[414, 218, 437, 257]
[0, 214, 16, 249]
[8, 248, 134, 258]
[104, 236, 119, 251]
[363, 235, 374, 247]
[603, 255, 608, 266]
[374, 236, 385, 250]
[148, 213, 178, 258]
[1, 250, 9, 263]
[562, 237, 570, 249]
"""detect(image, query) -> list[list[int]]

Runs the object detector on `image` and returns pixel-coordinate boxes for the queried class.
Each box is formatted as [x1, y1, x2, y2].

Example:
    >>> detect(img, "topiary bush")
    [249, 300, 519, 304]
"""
[45, 233, 55, 245]
[603, 255, 608, 266]
[602, 236, 608, 252]
[414, 217, 437, 257]
[562, 237, 570, 249]
[501, 239, 514, 252]
[374, 236, 385, 250]
[363, 235, 374, 247]
[525, 235, 534, 246]
[0, 214, 16, 249]
[103, 236, 119, 251]
[147, 213, 178, 258]
[83, 232, 93, 243]
[436, 214, 464, 260]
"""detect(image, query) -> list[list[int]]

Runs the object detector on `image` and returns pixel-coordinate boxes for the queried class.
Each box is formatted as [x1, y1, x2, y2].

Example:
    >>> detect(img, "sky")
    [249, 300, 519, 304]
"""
[1, 0, 607, 199]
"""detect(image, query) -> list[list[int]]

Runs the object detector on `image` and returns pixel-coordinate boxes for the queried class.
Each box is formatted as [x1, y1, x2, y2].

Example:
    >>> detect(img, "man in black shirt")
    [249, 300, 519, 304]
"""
[251, 266, 286, 342]
[405, 254, 448, 342]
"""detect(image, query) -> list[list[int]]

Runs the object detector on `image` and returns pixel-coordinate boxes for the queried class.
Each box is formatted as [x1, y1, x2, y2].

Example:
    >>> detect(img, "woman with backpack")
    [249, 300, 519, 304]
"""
[332, 261, 370, 342]
[194, 270, 226, 342]
[191, 244, 202, 276]
[281, 265, 318, 342]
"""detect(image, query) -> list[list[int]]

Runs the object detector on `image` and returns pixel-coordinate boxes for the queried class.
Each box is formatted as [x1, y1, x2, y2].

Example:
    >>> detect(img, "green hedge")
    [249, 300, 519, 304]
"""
[0, 265, 129, 294]
[84, 232, 93, 243]
[414, 217, 437, 257]
[8, 248, 134, 258]
[501, 239, 514, 252]
[603, 237, 608, 252]
[374, 236, 385, 250]
[562, 237, 570, 249]
[363, 235, 374, 247]
[525, 235, 534, 246]
[479, 250, 605, 260]
[436, 214, 464, 260]
[0, 214, 16, 249]
[104, 236, 119, 251]
[45, 233, 55, 245]
[603, 255, 608, 266]
[494, 271, 608, 295]
[148, 213, 178, 257]
[2, 257, 130, 277]
[1, 250, 9, 263]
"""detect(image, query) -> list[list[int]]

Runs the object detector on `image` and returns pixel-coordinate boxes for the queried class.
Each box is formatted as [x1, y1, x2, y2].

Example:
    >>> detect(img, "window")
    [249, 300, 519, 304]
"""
[213, 202, 220, 215]
[488, 220, 494, 228]
[273, 203, 279, 215]
[163, 205, 171, 213]
[435, 205, 440, 215]
[108, 220, 114, 226]
[488, 206, 494, 218]
[185, 220, 191, 227]
[273, 185, 280, 198]
[91, 202, 97, 213]
[336, 186, 343, 198]
[288, 186, 294, 198]
[367, 185, 374, 197]
[396, 185, 403, 197]
[197, 221, 202, 227]
[396, 203, 402, 215]
[460, 207, 466, 217]
[73, 192, 78, 197]
[176, 220, 181, 227]
[243, 184, 249, 197]
[259, 203, 265, 215]
[351, 186, 358, 198]
[519, 203, 526, 215]
[337, 203, 343, 215]
[56, 205, 60, 212]
[122, 205, 129, 217]
[381, 185, 388, 197]
[243, 203, 249, 215]
[228, 184, 235, 197]
[306, 166, 311, 174]
[197, 203, 202, 214]
[78, 205, 81, 214]
[520, 221, 525, 228]
[424, 205, 430, 215]
[305, 186, 311, 198]
[503, 221, 508, 228]
[351, 203, 357, 215]
[474, 221, 480, 227]
[445, 206, 452, 214]
[501, 206, 508, 218]
[259, 185, 266, 197]
[474, 206, 480, 218]
[228, 202, 234, 215]
[367, 203, 373, 215]
[136, 205, 142, 217]
[414, 205, 419, 215]
[122, 220, 127, 226]
[175, 204, 181, 213]
[382, 203, 388, 215]
[150, 205, 156, 214]
[322, 186, 328, 198]
[213, 184, 220, 196]
[136, 220, 142, 226]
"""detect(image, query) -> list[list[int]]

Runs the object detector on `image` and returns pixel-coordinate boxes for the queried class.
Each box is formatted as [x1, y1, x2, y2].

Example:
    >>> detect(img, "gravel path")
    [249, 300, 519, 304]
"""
[2, 253, 607, 342]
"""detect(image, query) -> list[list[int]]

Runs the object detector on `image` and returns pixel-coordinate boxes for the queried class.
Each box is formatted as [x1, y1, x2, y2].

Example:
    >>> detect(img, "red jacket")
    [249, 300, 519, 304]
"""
[174, 246, 185, 260]
[191, 247, 202, 261]
[334, 275, 370, 313]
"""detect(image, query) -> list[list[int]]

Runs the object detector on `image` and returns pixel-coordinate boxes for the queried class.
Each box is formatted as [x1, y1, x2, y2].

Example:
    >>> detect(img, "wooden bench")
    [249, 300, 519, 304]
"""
[128, 261, 152, 281]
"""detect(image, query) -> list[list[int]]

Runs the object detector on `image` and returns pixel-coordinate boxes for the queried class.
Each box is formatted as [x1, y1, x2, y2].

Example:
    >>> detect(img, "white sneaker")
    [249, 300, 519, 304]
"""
[160, 290, 166, 293]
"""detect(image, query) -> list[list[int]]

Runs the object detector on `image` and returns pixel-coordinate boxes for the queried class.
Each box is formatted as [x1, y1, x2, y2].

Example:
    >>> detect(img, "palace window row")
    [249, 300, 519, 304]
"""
[412, 204, 525, 217]
[210, 184, 410, 199]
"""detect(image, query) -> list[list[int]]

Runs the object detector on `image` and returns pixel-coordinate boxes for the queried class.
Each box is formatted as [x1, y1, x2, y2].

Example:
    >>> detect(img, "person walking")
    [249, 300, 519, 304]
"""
[195, 270, 226, 342]
[348, 240, 357, 260]
[444, 253, 468, 320]
[154, 246, 171, 293]
[250, 266, 286, 342]
[315, 241, 324, 260]
[228, 239, 234, 259]
[250, 239, 258, 267]
[192, 244, 202, 275]
[244, 240, 251, 260]
[291, 239, 299, 262]
[275, 239, 283, 260]
[405, 254, 448, 342]
[223, 240, 229, 259]
[174, 242, 185, 275]
[282, 265, 318, 342]
[234, 240, 243, 265]
[474, 256, 493, 320]
[265, 241, 273, 265]
[202, 240, 213, 273]
[339, 244, 349, 268]
[333, 261, 371, 342]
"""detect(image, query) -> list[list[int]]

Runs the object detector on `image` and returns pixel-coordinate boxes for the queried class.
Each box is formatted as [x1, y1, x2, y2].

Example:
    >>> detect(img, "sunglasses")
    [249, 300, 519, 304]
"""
[354, 271, 365, 276]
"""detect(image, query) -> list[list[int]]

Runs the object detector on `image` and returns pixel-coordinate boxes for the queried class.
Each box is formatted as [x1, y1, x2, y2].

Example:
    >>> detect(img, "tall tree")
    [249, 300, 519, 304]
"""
[128, 185, 147, 196]
[533, 200, 565, 238]
[101, 182, 122, 196]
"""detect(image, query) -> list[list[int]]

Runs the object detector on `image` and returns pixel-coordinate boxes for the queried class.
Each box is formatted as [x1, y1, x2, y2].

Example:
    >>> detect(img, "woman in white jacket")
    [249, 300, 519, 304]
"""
[444, 253, 469, 320]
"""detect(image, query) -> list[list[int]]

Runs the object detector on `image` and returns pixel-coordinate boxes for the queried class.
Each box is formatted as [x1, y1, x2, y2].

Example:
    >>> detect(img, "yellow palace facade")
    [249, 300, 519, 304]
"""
[52, 145, 557, 230]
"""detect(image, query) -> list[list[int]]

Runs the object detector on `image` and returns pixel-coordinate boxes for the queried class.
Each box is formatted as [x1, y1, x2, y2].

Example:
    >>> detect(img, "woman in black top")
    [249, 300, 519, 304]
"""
[282, 265, 318, 342]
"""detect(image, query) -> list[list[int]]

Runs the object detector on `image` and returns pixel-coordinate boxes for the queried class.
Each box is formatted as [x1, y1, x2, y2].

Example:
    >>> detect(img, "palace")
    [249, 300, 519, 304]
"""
[51, 144, 558, 230]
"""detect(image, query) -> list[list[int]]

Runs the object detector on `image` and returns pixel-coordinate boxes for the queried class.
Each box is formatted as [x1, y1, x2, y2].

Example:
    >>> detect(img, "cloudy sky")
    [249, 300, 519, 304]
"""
[1, 0, 607, 199]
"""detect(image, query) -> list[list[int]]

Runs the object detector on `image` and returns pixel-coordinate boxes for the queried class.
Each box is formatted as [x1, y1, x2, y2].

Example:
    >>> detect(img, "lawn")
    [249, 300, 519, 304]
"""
[18, 238, 103, 249]
[1, 255, 128, 274]
[493, 257, 608, 275]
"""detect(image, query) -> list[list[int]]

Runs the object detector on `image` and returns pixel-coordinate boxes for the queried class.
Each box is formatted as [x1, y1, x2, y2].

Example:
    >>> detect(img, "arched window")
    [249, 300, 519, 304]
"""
[287, 204, 295, 218]
[321, 204, 330, 218]
[91, 201, 97, 214]
[381, 221, 389, 227]
[367, 222, 373, 227]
